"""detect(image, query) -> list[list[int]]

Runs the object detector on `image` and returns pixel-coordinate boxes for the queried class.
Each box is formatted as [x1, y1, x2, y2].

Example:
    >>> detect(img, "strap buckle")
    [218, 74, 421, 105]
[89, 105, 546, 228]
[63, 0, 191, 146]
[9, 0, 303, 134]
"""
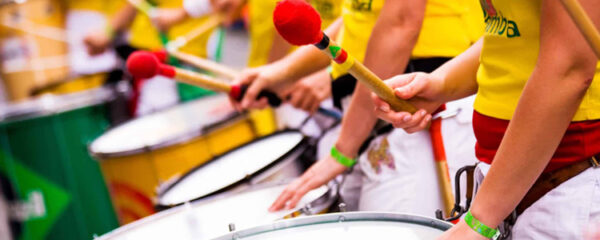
[591, 155, 600, 168]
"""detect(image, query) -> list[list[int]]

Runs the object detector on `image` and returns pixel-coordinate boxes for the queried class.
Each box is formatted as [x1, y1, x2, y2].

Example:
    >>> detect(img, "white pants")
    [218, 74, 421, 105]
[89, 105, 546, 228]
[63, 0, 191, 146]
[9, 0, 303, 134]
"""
[358, 96, 478, 216]
[476, 163, 600, 239]
[136, 76, 179, 116]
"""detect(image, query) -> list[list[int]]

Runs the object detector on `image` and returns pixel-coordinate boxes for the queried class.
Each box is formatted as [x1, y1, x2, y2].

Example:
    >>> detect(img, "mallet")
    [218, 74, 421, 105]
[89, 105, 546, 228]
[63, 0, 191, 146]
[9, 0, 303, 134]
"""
[272, 0, 416, 113]
[126, 51, 281, 106]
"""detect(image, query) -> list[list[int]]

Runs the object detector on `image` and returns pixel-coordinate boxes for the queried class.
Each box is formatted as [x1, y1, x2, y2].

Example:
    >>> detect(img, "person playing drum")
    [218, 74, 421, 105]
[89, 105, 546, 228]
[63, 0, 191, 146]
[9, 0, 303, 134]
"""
[233, 0, 483, 215]
[371, 0, 600, 239]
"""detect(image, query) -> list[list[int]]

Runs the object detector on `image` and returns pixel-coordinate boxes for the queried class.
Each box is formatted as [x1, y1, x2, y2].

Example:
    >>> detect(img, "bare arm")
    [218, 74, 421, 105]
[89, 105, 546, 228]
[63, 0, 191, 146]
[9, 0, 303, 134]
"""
[336, 0, 426, 156]
[467, 0, 599, 229]
[110, 3, 139, 33]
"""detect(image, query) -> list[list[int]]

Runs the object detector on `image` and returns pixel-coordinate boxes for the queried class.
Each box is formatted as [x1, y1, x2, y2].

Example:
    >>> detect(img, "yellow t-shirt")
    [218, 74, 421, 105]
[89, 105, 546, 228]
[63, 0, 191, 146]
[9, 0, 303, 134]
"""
[247, 0, 342, 67]
[127, 0, 213, 57]
[474, 0, 600, 121]
[331, 0, 480, 79]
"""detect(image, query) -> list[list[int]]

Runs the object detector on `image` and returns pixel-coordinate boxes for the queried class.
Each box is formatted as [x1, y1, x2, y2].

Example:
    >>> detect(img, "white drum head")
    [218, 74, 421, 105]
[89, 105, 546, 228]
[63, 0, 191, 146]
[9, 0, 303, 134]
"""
[158, 131, 305, 206]
[97, 184, 331, 240]
[89, 94, 236, 156]
[213, 212, 452, 240]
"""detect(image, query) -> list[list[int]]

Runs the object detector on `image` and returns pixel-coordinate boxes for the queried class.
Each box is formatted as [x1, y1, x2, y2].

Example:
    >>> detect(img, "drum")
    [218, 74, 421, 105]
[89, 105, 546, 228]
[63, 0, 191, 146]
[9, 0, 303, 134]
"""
[0, 0, 70, 101]
[213, 212, 453, 240]
[96, 182, 337, 240]
[0, 87, 118, 240]
[156, 130, 314, 208]
[89, 94, 264, 224]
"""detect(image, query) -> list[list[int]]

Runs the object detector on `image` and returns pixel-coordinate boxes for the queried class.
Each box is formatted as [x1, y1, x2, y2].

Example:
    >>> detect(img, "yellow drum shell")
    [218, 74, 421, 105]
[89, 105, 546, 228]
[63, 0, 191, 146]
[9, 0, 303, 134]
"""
[89, 95, 276, 225]
[0, 0, 69, 101]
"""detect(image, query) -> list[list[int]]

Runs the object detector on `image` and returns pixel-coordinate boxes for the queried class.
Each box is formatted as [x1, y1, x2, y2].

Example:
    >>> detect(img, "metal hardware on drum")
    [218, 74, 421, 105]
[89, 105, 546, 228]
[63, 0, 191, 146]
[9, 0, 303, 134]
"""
[338, 203, 347, 212]
[229, 223, 236, 232]
[211, 212, 453, 240]
[436, 164, 478, 222]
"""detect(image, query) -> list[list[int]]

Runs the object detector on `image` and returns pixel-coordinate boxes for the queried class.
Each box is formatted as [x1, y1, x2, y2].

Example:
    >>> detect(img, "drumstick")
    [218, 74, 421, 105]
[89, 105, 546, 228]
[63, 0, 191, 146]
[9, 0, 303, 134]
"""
[167, 50, 239, 79]
[126, 51, 282, 106]
[429, 110, 454, 218]
[559, 0, 600, 58]
[166, 15, 222, 51]
[272, 0, 416, 113]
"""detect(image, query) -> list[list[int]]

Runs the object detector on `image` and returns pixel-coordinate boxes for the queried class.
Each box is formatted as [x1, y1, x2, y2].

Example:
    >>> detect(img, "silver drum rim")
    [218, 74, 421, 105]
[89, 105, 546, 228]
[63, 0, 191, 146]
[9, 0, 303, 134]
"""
[211, 212, 453, 240]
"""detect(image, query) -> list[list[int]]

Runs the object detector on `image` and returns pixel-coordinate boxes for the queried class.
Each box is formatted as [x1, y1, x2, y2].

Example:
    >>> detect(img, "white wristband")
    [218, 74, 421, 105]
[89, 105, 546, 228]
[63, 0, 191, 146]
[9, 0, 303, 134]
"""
[183, 0, 213, 18]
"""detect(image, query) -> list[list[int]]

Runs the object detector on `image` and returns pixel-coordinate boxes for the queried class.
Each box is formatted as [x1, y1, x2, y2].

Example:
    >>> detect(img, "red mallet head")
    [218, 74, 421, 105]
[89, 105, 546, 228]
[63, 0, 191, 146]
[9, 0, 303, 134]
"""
[126, 51, 176, 79]
[273, 0, 322, 46]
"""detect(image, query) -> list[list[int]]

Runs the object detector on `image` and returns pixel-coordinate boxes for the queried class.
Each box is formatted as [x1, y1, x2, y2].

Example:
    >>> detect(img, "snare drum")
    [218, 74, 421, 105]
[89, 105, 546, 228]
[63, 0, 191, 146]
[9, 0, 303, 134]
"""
[96, 182, 337, 240]
[213, 212, 452, 240]
[156, 130, 314, 208]
[89, 94, 262, 224]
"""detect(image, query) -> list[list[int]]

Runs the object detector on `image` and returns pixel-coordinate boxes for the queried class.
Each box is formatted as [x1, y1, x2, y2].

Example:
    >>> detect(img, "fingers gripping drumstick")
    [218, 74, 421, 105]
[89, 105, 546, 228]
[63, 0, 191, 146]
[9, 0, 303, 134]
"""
[126, 51, 282, 106]
[272, 0, 416, 113]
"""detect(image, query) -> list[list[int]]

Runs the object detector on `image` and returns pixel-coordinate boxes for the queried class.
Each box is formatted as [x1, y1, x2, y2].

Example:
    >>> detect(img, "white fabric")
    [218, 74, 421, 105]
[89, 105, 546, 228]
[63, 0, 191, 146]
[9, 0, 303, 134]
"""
[475, 163, 600, 240]
[136, 75, 179, 116]
[358, 96, 478, 217]
[66, 11, 118, 75]
[183, 0, 213, 18]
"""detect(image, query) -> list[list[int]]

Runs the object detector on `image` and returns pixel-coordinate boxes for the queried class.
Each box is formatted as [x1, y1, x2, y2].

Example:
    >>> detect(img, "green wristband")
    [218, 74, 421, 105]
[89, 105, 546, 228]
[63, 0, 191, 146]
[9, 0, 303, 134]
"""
[464, 211, 500, 239]
[330, 146, 356, 167]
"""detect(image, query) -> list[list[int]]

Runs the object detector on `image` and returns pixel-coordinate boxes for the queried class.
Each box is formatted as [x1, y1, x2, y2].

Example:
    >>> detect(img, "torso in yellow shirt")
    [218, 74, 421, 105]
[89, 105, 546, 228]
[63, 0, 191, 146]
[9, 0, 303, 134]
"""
[247, 0, 342, 67]
[128, 0, 214, 57]
[474, 0, 600, 121]
[331, 0, 481, 79]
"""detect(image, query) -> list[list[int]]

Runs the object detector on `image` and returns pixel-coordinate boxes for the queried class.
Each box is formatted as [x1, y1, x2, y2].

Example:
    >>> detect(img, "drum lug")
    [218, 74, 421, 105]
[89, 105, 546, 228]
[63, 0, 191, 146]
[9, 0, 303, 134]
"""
[301, 204, 313, 215]
[338, 202, 347, 212]
[229, 223, 236, 232]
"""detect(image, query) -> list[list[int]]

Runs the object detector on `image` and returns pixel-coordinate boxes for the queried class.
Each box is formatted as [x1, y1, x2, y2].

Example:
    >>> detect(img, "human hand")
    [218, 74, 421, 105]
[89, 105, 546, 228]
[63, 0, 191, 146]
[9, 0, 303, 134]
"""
[372, 72, 445, 133]
[283, 69, 331, 114]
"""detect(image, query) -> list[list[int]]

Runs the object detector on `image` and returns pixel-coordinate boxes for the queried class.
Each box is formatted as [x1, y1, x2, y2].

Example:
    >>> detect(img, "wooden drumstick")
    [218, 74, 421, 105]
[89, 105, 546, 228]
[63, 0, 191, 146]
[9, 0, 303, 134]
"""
[168, 50, 239, 79]
[272, 0, 416, 113]
[559, 0, 600, 58]
[126, 51, 282, 106]
[429, 111, 455, 217]
[168, 15, 222, 50]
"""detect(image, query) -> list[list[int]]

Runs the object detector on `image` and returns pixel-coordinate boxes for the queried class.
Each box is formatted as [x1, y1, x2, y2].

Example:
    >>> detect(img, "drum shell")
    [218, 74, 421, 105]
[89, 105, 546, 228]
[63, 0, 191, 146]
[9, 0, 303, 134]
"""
[0, 88, 118, 240]
[155, 130, 315, 209]
[0, 0, 70, 101]
[89, 96, 274, 224]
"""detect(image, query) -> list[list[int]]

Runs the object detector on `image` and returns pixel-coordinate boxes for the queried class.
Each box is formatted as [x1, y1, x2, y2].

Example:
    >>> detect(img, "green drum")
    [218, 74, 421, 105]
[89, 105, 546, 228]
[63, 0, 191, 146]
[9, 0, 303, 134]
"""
[0, 87, 119, 240]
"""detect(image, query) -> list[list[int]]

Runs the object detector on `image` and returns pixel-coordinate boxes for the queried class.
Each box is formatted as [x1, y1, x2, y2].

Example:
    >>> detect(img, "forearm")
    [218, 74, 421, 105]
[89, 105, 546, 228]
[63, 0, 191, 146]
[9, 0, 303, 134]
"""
[335, 84, 379, 157]
[430, 39, 482, 102]
[110, 4, 138, 33]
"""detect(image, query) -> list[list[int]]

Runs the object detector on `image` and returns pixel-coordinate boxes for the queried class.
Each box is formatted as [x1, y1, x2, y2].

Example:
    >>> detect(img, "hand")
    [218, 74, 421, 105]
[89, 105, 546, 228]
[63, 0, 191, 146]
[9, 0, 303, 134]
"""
[83, 30, 112, 56]
[269, 155, 347, 211]
[438, 220, 489, 240]
[152, 8, 188, 32]
[230, 63, 291, 110]
[283, 70, 331, 114]
[210, 0, 246, 25]
[372, 72, 445, 133]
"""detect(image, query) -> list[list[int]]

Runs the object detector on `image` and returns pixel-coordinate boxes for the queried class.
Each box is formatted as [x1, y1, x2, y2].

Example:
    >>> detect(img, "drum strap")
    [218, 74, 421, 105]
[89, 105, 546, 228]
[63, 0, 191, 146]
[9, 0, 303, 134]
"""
[498, 155, 600, 239]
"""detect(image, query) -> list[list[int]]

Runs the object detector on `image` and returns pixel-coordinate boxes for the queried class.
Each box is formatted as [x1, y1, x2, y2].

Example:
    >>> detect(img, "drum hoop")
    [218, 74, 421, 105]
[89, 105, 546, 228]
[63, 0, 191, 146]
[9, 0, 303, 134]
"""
[155, 130, 308, 208]
[212, 212, 454, 240]
[0, 87, 115, 122]
[94, 180, 338, 240]
[88, 95, 245, 158]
